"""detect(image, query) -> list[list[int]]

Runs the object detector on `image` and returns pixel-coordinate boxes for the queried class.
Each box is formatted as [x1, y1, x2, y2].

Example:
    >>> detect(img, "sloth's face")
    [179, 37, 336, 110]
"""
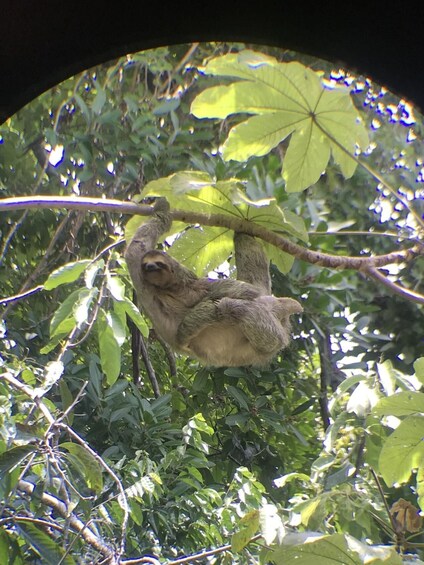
[141, 251, 173, 288]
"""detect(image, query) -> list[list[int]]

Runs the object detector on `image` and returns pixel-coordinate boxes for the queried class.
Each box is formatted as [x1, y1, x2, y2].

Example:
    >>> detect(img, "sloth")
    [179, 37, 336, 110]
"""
[125, 198, 302, 367]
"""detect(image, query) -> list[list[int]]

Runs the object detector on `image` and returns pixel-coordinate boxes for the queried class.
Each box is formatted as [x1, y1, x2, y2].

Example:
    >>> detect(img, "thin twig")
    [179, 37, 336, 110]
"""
[0, 210, 29, 266]
[164, 535, 262, 564]
[370, 468, 399, 536]
[17, 479, 116, 561]
[365, 267, 424, 304]
[0, 285, 43, 305]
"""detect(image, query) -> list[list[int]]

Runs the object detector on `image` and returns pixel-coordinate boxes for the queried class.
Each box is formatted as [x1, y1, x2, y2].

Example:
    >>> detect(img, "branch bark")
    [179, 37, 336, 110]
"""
[1, 195, 421, 273]
[365, 267, 424, 305]
[17, 479, 116, 562]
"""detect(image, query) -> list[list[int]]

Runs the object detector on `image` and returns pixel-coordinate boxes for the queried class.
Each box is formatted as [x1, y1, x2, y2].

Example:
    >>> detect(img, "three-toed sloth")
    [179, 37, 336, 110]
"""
[125, 198, 302, 367]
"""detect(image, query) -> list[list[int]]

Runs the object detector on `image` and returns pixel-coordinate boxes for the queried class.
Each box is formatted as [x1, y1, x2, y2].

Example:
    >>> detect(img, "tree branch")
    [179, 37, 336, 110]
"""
[17, 479, 116, 562]
[364, 267, 424, 305]
[0, 196, 421, 272]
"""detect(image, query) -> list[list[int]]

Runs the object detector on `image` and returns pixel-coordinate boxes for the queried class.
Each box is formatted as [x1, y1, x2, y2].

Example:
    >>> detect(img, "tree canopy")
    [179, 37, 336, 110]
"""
[0, 43, 423, 564]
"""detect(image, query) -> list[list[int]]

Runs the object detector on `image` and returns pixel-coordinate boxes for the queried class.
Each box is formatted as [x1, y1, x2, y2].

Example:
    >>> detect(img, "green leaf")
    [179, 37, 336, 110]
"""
[373, 391, 424, 417]
[44, 260, 91, 290]
[378, 415, 424, 486]
[84, 259, 104, 288]
[117, 297, 149, 337]
[171, 226, 233, 275]
[16, 521, 76, 564]
[346, 536, 403, 564]
[49, 288, 98, 339]
[271, 533, 360, 565]
[74, 93, 91, 124]
[274, 472, 311, 488]
[417, 465, 424, 511]
[192, 50, 369, 192]
[0, 531, 10, 564]
[153, 98, 180, 115]
[142, 172, 302, 275]
[92, 86, 106, 114]
[232, 510, 260, 552]
[226, 386, 250, 410]
[73, 288, 98, 326]
[97, 310, 121, 385]
[59, 380, 74, 424]
[0, 445, 37, 475]
[106, 273, 126, 301]
[414, 357, 424, 386]
[282, 117, 331, 193]
[60, 442, 103, 493]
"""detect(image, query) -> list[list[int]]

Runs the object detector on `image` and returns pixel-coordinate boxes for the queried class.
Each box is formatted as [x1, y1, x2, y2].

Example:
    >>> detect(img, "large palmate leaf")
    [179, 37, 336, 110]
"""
[191, 50, 369, 192]
[132, 171, 307, 274]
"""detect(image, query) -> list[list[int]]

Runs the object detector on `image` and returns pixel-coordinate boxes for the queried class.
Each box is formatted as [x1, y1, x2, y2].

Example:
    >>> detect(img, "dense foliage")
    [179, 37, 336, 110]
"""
[0, 43, 423, 564]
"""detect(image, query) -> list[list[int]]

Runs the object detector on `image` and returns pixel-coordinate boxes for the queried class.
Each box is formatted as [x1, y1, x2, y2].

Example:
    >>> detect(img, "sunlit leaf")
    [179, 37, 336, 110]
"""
[140, 172, 305, 275]
[73, 288, 98, 326]
[417, 465, 424, 511]
[232, 510, 260, 552]
[379, 415, 424, 486]
[106, 273, 126, 301]
[414, 357, 424, 386]
[192, 50, 369, 192]
[259, 504, 284, 545]
[115, 297, 149, 337]
[44, 260, 91, 290]
[170, 226, 233, 275]
[84, 259, 104, 289]
[271, 533, 360, 565]
[346, 535, 403, 565]
[36, 360, 64, 394]
[373, 391, 424, 417]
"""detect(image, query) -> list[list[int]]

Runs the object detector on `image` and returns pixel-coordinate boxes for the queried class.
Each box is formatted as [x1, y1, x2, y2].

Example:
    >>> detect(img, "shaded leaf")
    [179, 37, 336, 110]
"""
[227, 386, 250, 410]
[61, 442, 103, 493]
[0, 445, 37, 475]
[16, 522, 76, 565]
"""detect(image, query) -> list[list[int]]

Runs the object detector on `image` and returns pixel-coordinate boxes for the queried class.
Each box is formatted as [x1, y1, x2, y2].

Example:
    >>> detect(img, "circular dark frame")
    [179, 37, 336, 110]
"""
[2, 2, 424, 122]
